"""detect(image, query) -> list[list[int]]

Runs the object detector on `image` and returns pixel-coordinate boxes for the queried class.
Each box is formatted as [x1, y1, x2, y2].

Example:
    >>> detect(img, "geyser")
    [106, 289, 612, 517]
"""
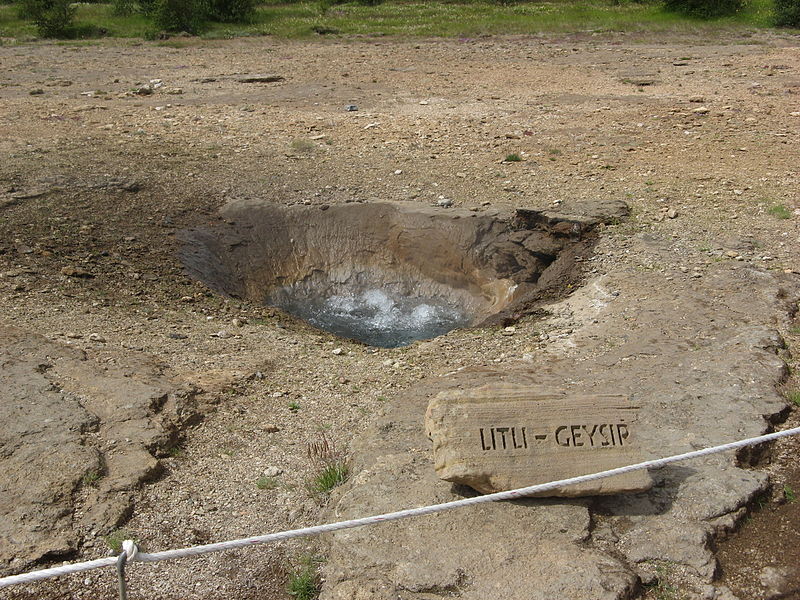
[179, 200, 625, 346]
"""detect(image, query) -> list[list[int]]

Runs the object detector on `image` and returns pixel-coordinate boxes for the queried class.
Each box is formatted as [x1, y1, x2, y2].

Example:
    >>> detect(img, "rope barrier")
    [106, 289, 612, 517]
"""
[2, 425, 800, 590]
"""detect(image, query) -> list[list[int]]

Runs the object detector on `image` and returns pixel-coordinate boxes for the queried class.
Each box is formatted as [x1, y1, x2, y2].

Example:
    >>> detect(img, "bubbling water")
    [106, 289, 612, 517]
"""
[273, 288, 470, 348]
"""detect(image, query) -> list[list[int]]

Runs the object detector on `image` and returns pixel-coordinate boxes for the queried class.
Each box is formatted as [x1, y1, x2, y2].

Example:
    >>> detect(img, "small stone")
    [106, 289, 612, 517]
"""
[689, 95, 705, 103]
[345, 105, 358, 112]
[393, 169, 403, 175]
[501, 326, 516, 336]
[168, 333, 188, 340]
[237, 75, 284, 84]
[263, 466, 282, 478]
[419, 100, 429, 105]
[382, 359, 394, 367]
[134, 86, 153, 96]
[214, 330, 232, 339]
[61, 266, 93, 278]
[332, 347, 343, 355]
[232, 317, 246, 327]
[437, 198, 453, 208]
[759, 567, 788, 595]
[264, 424, 280, 433]
[725, 250, 739, 258]
[88, 333, 106, 343]
[338, 376, 350, 384]
[692, 106, 710, 114]
[29, 89, 44, 95]
[667, 208, 679, 219]
[180, 295, 194, 302]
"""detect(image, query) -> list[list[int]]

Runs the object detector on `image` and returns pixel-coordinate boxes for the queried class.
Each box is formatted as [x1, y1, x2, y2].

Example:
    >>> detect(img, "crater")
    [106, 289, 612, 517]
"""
[179, 199, 626, 347]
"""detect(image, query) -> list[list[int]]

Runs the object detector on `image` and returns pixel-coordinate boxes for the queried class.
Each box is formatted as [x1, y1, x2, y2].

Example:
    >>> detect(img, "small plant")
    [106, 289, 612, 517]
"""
[82, 469, 102, 487]
[784, 484, 797, 503]
[104, 529, 135, 553]
[504, 153, 523, 162]
[288, 401, 301, 412]
[767, 204, 792, 219]
[775, 0, 800, 27]
[306, 434, 348, 497]
[287, 555, 321, 600]
[785, 388, 800, 406]
[166, 445, 186, 458]
[256, 476, 278, 490]
[644, 562, 680, 600]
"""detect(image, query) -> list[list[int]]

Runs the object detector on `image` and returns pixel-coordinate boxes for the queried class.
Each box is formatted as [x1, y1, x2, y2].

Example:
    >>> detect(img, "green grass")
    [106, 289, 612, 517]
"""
[82, 469, 102, 487]
[104, 529, 136, 553]
[786, 388, 800, 406]
[0, 0, 784, 41]
[784, 484, 797, 503]
[767, 204, 792, 219]
[287, 555, 321, 600]
[307, 461, 348, 496]
[504, 153, 523, 162]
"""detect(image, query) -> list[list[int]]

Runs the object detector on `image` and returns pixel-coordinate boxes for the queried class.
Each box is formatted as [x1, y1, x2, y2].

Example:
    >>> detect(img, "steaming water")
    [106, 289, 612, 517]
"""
[272, 288, 470, 348]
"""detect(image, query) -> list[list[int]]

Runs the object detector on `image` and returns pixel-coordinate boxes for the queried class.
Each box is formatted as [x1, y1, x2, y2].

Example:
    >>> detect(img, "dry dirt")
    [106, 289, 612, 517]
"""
[0, 31, 799, 600]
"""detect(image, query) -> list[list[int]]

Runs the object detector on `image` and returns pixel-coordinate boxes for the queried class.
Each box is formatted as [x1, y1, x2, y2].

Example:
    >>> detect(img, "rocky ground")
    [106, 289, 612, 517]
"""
[0, 31, 799, 600]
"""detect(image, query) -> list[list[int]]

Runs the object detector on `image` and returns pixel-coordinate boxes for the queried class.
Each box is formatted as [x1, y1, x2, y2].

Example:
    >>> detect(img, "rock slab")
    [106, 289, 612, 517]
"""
[425, 386, 652, 496]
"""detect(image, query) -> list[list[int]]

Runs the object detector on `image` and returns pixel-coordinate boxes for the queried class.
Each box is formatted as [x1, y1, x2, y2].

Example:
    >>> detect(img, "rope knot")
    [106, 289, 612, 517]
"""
[121, 540, 139, 562]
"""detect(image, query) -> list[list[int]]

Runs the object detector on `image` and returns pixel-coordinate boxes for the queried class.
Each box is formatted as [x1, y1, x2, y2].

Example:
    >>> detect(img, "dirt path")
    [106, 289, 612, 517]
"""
[0, 32, 799, 599]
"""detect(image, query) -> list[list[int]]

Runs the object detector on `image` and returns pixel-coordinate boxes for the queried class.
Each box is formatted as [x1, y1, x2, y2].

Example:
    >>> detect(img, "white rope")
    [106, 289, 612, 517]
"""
[2, 424, 800, 588]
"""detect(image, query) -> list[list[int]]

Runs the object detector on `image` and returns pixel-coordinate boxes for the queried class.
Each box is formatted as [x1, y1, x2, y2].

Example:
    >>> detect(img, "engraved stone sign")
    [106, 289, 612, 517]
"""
[425, 385, 653, 496]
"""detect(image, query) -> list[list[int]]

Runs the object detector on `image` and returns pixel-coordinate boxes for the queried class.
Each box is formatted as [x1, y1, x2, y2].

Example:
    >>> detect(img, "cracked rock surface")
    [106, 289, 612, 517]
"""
[0, 325, 202, 575]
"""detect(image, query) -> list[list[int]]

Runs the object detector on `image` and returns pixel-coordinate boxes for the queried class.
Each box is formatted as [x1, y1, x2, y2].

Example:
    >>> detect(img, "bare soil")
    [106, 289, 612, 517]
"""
[0, 31, 799, 599]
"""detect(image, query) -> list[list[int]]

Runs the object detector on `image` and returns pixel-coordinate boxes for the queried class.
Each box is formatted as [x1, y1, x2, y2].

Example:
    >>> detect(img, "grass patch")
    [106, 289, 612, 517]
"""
[104, 529, 136, 553]
[785, 388, 800, 406]
[306, 434, 348, 498]
[767, 204, 792, 219]
[308, 461, 348, 495]
[0, 0, 781, 40]
[82, 469, 102, 487]
[504, 153, 523, 162]
[287, 555, 321, 600]
[784, 484, 797, 503]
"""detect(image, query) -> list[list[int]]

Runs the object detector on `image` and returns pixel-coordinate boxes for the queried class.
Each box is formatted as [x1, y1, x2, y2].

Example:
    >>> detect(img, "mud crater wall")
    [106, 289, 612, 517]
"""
[179, 200, 627, 327]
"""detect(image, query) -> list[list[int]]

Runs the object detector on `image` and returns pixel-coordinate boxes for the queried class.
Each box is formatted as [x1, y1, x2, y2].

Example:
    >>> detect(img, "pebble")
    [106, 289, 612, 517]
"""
[88, 333, 106, 343]
[61, 266, 93, 278]
[693, 106, 710, 114]
[231, 317, 246, 327]
[214, 330, 231, 339]
[501, 326, 516, 336]
[437, 198, 453, 208]
[332, 347, 343, 355]
[344, 105, 358, 112]
[419, 100, 429, 105]
[667, 208, 679, 219]
[263, 466, 282, 478]
[264, 424, 280, 433]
